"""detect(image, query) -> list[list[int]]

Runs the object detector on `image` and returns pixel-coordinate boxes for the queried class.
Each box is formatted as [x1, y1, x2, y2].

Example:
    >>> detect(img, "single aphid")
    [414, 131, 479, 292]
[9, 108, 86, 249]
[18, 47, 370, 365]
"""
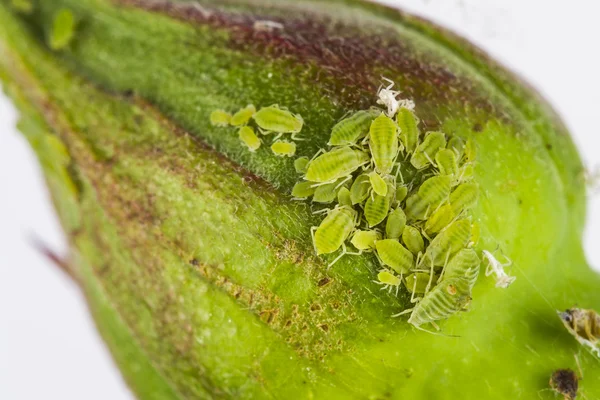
[449, 183, 479, 215]
[349, 173, 371, 205]
[464, 138, 477, 163]
[482, 250, 516, 288]
[375, 239, 414, 275]
[210, 109, 232, 127]
[368, 113, 400, 175]
[253, 105, 304, 139]
[411, 131, 446, 170]
[312, 178, 346, 203]
[405, 175, 452, 221]
[49, 8, 76, 51]
[271, 140, 296, 157]
[435, 148, 459, 181]
[291, 181, 316, 199]
[558, 308, 600, 358]
[549, 369, 579, 400]
[305, 147, 369, 183]
[238, 126, 261, 152]
[294, 156, 310, 174]
[400, 278, 472, 331]
[383, 175, 397, 204]
[376, 269, 402, 295]
[447, 136, 465, 159]
[230, 104, 257, 126]
[395, 185, 408, 203]
[396, 107, 420, 152]
[350, 230, 381, 252]
[311, 205, 357, 255]
[458, 163, 475, 182]
[440, 248, 480, 290]
[376, 78, 414, 118]
[328, 109, 378, 146]
[364, 192, 391, 227]
[337, 187, 352, 207]
[402, 226, 424, 255]
[424, 204, 455, 235]
[403, 272, 433, 294]
[369, 171, 388, 197]
[422, 219, 472, 267]
[385, 207, 407, 240]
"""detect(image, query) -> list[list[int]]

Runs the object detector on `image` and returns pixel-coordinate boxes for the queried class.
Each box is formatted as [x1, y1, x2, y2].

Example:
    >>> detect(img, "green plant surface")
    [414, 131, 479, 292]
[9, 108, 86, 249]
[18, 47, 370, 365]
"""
[0, 0, 598, 398]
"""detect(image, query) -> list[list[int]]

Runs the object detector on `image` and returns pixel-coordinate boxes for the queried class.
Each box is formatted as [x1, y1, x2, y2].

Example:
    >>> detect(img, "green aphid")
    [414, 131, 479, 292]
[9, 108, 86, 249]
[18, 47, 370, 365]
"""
[369, 113, 400, 175]
[210, 109, 232, 126]
[403, 272, 433, 294]
[410, 131, 446, 170]
[403, 278, 472, 330]
[238, 126, 261, 152]
[50, 9, 76, 51]
[375, 239, 414, 275]
[349, 173, 371, 205]
[383, 175, 397, 204]
[385, 208, 406, 240]
[350, 230, 381, 251]
[311, 206, 357, 258]
[313, 179, 346, 203]
[305, 147, 369, 183]
[464, 138, 477, 163]
[395, 185, 408, 203]
[364, 192, 390, 227]
[376, 269, 402, 294]
[337, 187, 352, 207]
[402, 226, 425, 255]
[424, 203, 455, 235]
[253, 105, 304, 139]
[271, 140, 296, 157]
[328, 109, 378, 146]
[470, 223, 480, 248]
[291, 181, 315, 199]
[458, 163, 475, 182]
[10, 0, 33, 13]
[396, 107, 420, 152]
[450, 183, 479, 215]
[369, 171, 388, 197]
[422, 219, 472, 267]
[435, 148, 459, 180]
[405, 175, 452, 220]
[230, 104, 256, 126]
[294, 156, 310, 174]
[447, 136, 465, 159]
[442, 248, 481, 290]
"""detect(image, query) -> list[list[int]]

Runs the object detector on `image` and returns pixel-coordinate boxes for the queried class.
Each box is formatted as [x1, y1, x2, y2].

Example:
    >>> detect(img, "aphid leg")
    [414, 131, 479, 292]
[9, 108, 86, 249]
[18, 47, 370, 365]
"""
[308, 148, 326, 162]
[394, 163, 405, 184]
[420, 227, 432, 242]
[392, 308, 414, 317]
[436, 250, 452, 284]
[328, 242, 349, 268]
[425, 255, 436, 293]
[312, 207, 332, 215]
[410, 278, 421, 304]
[414, 323, 460, 338]
[424, 152, 436, 167]
[272, 132, 284, 142]
[290, 132, 305, 141]
[335, 175, 352, 190]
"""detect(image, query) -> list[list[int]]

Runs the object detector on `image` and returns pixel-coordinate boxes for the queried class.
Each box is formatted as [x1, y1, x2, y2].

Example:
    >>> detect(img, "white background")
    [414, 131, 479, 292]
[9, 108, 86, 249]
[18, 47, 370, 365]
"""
[1, 1, 599, 399]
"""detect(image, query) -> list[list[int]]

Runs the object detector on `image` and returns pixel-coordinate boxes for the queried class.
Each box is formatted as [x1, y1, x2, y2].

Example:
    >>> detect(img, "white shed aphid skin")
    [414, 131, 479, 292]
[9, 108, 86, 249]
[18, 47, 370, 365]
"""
[238, 126, 261, 152]
[253, 105, 304, 140]
[271, 140, 296, 157]
[253, 20, 284, 32]
[294, 156, 310, 174]
[210, 109, 232, 127]
[375, 269, 402, 295]
[483, 250, 515, 288]
[230, 104, 257, 126]
[376, 78, 414, 118]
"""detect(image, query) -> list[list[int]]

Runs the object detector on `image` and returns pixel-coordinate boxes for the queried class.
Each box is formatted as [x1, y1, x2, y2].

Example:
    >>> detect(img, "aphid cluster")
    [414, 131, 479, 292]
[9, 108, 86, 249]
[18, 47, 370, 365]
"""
[293, 80, 495, 331]
[210, 104, 304, 157]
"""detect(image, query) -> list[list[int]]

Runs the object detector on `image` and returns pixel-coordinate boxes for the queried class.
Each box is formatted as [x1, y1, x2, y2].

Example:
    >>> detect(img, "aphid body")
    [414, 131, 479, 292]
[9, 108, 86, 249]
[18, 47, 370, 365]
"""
[364, 193, 390, 227]
[558, 308, 600, 358]
[396, 107, 420, 152]
[271, 140, 296, 157]
[312, 206, 357, 255]
[424, 204, 455, 235]
[337, 187, 352, 207]
[402, 226, 424, 255]
[328, 109, 378, 146]
[441, 248, 480, 290]
[291, 181, 315, 199]
[376, 269, 402, 294]
[375, 239, 414, 275]
[368, 171, 388, 197]
[385, 207, 406, 240]
[351, 230, 381, 251]
[369, 113, 400, 175]
[422, 219, 471, 267]
[210, 109, 231, 127]
[403, 272, 433, 294]
[238, 126, 261, 152]
[312, 178, 347, 203]
[450, 183, 479, 215]
[395, 185, 408, 203]
[349, 173, 371, 205]
[411, 131, 446, 170]
[253, 105, 303, 137]
[305, 147, 369, 183]
[435, 148, 459, 180]
[482, 250, 516, 288]
[405, 175, 452, 221]
[50, 8, 76, 50]
[230, 104, 256, 126]
[294, 156, 310, 174]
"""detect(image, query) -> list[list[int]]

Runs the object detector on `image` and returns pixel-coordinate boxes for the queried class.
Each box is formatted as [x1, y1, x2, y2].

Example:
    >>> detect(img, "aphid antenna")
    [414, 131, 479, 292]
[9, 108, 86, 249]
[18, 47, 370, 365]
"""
[335, 175, 352, 190]
[272, 132, 283, 141]
[312, 207, 331, 215]
[308, 148, 326, 162]
[420, 227, 432, 242]
[290, 132, 305, 141]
